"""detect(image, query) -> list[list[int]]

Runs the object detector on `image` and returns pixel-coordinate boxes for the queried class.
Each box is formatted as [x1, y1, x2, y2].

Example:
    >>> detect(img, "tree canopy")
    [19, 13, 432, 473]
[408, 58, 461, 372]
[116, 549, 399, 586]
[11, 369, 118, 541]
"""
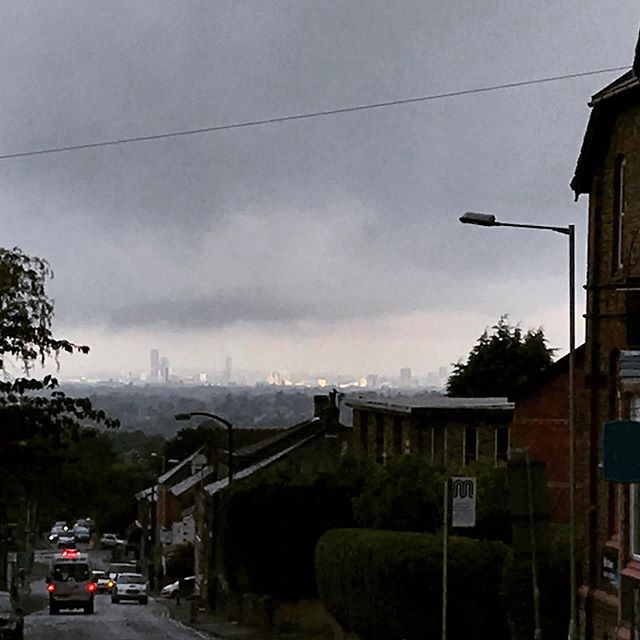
[0, 247, 119, 517]
[446, 316, 554, 399]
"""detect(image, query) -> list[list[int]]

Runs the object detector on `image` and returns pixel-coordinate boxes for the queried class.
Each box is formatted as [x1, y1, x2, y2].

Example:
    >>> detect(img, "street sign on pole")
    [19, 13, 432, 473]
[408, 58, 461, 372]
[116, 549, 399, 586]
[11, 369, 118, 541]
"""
[602, 420, 640, 483]
[451, 477, 476, 528]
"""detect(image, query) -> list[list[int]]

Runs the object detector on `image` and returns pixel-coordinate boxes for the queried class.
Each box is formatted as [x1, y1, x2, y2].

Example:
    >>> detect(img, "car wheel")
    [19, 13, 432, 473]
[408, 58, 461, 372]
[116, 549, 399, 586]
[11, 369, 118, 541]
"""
[49, 602, 58, 615]
[111, 596, 119, 604]
[85, 600, 94, 614]
[140, 596, 148, 605]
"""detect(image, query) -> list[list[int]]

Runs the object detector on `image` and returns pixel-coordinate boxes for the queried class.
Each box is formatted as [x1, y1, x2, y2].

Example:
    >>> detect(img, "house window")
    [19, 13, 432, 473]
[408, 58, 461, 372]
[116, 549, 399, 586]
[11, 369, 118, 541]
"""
[433, 426, 445, 466]
[393, 416, 403, 455]
[630, 396, 640, 558]
[612, 154, 625, 273]
[496, 426, 509, 464]
[375, 413, 385, 464]
[360, 412, 369, 455]
[464, 427, 478, 466]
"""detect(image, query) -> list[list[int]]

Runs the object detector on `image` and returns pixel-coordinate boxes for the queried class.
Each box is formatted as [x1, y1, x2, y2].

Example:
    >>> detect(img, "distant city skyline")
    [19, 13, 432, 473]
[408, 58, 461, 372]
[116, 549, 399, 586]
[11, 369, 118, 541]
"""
[49, 345, 450, 389]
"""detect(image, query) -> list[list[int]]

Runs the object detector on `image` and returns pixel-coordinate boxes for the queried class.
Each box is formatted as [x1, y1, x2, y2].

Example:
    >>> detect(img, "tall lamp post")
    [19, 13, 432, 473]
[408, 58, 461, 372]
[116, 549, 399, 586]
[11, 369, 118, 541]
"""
[459, 211, 576, 640]
[174, 412, 234, 485]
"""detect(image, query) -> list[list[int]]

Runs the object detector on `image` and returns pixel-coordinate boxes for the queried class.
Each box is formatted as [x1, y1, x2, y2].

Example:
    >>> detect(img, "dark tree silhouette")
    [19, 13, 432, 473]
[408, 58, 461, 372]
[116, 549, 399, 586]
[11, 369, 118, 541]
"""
[446, 316, 554, 398]
[0, 247, 118, 500]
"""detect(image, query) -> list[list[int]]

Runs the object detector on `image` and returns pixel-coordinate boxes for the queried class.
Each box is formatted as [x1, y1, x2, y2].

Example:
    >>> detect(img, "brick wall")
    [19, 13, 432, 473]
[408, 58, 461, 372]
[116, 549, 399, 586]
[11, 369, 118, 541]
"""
[582, 100, 640, 639]
[511, 355, 586, 524]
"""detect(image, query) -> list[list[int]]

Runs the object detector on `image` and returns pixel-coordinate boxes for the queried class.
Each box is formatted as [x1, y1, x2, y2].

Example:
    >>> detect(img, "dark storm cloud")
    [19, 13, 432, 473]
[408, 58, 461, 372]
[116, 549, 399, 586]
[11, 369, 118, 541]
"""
[106, 285, 422, 330]
[0, 0, 638, 337]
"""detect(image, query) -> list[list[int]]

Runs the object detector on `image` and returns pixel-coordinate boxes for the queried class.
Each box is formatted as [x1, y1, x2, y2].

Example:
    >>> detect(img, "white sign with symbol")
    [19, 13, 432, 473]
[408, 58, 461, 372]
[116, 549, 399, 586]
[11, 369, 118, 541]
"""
[451, 477, 476, 527]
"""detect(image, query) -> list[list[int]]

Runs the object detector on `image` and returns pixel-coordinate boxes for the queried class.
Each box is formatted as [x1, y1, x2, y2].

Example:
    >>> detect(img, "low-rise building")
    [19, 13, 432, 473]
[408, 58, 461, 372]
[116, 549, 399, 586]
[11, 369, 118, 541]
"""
[346, 395, 513, 467]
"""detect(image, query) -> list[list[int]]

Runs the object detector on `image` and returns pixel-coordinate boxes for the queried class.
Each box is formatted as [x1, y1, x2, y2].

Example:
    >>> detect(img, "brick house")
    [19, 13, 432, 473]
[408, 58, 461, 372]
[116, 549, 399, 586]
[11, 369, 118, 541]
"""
[346, 396, 513, 467]
[571, 31, 640, 640]
[509, 345, 586, 524]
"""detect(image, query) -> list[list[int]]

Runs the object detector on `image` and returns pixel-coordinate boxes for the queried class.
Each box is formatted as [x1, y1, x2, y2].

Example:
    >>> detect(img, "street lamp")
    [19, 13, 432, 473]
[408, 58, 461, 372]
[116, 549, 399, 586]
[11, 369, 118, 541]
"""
[459, 211, 577, 640]
[175, 412, 234, 485]
[150, 452, 179, 475]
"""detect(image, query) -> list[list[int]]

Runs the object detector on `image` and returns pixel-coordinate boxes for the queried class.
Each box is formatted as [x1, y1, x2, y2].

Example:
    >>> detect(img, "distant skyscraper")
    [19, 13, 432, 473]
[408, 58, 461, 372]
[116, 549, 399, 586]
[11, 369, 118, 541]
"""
[159, 356, 170, 383]
[150, 349, 160, 381]
[366, 374, 379, 389]
[400, 367, 412, 386]
[224, 356, 232, 384]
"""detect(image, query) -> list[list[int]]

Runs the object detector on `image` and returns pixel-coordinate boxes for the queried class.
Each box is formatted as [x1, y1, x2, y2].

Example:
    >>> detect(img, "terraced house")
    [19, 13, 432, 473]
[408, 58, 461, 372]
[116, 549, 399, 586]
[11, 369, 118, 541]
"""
[571, 30, 640, 640]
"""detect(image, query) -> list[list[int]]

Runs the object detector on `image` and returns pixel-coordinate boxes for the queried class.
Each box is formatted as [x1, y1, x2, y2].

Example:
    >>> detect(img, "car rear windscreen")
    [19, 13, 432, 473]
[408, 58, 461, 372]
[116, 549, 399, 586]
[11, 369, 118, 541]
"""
[52, 563, 90, 581]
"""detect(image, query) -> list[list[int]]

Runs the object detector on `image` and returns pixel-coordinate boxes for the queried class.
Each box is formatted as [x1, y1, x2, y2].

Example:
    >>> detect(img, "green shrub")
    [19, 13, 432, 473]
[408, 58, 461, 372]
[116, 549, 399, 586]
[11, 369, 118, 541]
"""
[315, 528, 510, 640]
[353, 458, 511, 544]
[352, 456, 445, 532]
[502, 525, 579, 640]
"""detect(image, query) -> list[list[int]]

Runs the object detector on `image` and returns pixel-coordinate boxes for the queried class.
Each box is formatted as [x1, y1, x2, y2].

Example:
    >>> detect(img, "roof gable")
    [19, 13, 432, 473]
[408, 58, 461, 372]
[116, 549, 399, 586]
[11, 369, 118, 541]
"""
[571, 28, 640, 198]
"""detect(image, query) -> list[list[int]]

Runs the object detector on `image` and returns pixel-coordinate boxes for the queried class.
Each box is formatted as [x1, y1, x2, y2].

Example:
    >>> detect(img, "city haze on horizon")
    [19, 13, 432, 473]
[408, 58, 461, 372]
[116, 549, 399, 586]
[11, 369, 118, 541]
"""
[1, 2, 637, 379]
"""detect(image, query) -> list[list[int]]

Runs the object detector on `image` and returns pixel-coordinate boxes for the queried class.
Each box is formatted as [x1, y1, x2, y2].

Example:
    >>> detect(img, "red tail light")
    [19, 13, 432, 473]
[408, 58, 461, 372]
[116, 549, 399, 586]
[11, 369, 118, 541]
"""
[86, 582, 97, 593]
[47, 584, 55, 593]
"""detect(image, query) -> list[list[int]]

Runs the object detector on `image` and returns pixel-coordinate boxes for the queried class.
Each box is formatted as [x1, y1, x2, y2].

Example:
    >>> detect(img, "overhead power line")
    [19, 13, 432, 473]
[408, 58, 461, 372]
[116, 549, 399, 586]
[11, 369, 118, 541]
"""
[0, 65, 629, 161]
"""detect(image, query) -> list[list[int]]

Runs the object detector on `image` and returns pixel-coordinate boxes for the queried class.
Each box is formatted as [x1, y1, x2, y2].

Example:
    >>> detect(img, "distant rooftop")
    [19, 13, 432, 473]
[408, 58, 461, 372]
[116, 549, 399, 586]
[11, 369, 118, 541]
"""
[345, 395, 513, 414]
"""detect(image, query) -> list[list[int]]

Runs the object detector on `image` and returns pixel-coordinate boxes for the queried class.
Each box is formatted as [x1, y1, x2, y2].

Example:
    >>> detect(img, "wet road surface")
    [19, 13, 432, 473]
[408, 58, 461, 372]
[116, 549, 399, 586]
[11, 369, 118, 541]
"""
[25, 593, 213, 640]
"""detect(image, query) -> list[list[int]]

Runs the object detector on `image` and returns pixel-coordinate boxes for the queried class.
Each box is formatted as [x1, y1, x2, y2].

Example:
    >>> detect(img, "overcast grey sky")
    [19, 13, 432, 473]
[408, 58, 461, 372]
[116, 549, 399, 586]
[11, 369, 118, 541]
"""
[0, 1, 637, 380]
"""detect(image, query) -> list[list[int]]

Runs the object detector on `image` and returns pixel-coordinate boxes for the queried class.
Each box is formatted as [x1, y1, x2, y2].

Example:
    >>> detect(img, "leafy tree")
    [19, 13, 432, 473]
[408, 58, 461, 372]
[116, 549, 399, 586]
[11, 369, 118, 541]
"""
[446, 316, 554, 398]
[353, 456, 445, 532]
[0, 247, 118, 521]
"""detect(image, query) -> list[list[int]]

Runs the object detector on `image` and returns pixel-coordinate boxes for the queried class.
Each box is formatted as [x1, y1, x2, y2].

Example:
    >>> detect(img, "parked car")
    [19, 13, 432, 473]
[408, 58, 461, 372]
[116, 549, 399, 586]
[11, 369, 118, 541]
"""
[160, 576, 196, 599]
[100, 533, 125, 549]
[111, 573, 148, 605]
[0, 590, 23, 639]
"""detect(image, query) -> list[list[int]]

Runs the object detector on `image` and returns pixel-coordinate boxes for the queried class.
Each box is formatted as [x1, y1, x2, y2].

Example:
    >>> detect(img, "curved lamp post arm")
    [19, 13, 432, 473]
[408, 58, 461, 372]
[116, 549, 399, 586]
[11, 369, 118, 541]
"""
[175, 411, 234, 484]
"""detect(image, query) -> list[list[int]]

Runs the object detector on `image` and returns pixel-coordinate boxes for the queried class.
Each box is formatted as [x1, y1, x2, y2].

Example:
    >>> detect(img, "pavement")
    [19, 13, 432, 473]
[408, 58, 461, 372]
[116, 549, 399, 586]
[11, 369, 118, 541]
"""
[160, 596, 332, 640]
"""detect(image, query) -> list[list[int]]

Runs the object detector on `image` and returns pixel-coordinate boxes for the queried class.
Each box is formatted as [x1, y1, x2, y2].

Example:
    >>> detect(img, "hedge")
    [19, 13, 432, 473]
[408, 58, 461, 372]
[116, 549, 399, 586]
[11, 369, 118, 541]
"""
[502, 525, 579, 640]
[315, 528, 510, 640]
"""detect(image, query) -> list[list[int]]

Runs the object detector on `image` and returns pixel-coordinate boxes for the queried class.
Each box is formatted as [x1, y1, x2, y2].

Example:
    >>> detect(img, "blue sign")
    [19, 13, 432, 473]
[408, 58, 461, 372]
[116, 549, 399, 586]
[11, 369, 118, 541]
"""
[602, 420, 640, 483]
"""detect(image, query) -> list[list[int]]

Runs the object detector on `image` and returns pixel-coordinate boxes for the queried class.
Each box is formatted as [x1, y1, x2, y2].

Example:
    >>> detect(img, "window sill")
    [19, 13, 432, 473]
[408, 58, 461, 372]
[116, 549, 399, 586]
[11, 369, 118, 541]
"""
[621, 560, 640, 581]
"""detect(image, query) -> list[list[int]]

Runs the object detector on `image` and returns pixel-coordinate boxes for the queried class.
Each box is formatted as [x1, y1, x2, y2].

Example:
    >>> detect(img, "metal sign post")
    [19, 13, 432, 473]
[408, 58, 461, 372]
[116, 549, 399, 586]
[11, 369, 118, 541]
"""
[442, 479, 448, 640]
[451, 477, 477, 527]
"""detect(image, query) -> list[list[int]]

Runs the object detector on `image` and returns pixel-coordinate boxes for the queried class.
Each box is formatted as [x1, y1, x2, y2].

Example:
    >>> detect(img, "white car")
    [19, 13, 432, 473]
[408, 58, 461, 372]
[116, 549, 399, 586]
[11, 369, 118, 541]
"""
[100, 533, 125, 549]
[111, 573, 148, 605]
[56, 531, 75, 549]
[74, 526, 91, 544]
[48, 522, 69, 542]
[160, 576, 195, 599]
[47, 549, 96, 614]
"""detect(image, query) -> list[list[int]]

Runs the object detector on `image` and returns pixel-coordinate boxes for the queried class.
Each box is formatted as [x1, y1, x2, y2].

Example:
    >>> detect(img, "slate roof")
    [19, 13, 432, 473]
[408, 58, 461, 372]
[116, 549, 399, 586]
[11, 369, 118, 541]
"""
[202, 433, 319, 496]
[571, 30, 640, 197]
[136, 417, 327, 501]
[345, 395, 513, 414]
[135, 447, 206, 501]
